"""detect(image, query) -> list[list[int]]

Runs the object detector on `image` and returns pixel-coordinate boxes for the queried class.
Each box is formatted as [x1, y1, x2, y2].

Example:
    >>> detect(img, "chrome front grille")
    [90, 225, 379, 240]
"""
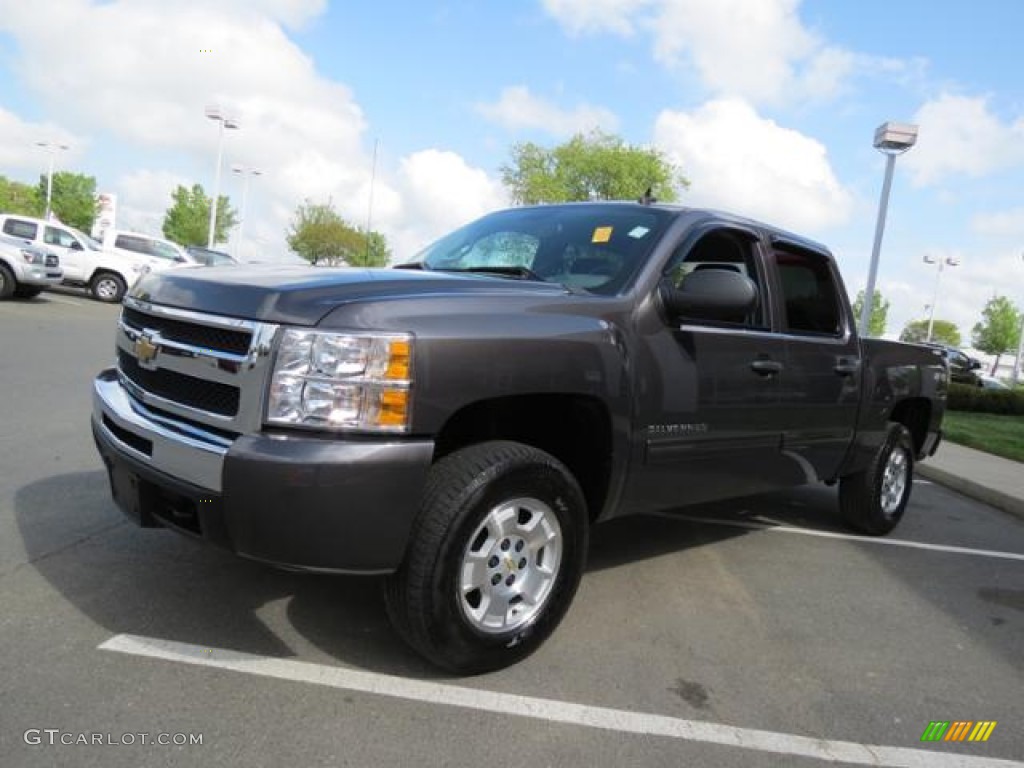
[122, 306, 252, 355]
[115, 296, 279, 435]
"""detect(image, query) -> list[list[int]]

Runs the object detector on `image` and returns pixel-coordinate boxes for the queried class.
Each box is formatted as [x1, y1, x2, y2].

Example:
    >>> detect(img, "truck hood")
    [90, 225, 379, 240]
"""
[128, 264, 570, 325]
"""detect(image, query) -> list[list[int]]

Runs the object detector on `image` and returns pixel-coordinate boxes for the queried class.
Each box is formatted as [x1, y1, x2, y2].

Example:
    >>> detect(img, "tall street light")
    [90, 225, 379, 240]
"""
[205, 105, 239, 248]
[1014, 252, 1024, 387]
[923, 254, 959, 343]
[231, 164, 262, 259]
[36, 140, 70, 221]
[860, 121, 919, 337]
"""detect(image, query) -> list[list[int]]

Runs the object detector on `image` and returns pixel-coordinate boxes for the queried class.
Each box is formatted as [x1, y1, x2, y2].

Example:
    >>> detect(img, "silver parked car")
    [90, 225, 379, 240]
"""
[0, 232, 63, 299]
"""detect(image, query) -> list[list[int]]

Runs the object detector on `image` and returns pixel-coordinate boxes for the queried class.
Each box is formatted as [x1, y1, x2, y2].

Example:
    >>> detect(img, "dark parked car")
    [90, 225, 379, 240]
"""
[93, 202, 948, 673]
[931, 345, 982, 386]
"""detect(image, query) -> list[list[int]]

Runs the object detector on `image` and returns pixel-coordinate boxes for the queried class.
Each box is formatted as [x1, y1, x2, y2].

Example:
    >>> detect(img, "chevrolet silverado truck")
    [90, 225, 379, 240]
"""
[92, 202, 947, 673]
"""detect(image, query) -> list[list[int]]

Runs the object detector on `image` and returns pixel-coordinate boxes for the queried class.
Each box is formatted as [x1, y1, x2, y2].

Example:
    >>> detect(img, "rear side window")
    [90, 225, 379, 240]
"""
[3, 219, 37, 239]
[114, 235, 150, 255]
[775, 247, 844, 336]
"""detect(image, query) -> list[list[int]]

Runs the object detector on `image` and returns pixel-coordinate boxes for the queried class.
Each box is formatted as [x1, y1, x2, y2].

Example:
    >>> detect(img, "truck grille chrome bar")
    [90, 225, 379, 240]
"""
[116, 296, 279, 435]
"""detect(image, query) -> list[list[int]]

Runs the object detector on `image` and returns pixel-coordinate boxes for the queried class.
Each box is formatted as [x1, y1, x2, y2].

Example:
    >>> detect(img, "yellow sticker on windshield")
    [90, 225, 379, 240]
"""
[592, 226, 613, 243]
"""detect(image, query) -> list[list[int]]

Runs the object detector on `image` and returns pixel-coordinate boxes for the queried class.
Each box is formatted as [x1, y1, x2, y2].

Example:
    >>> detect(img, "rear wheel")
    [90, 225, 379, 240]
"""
[90, 272, 126, 303]
[839, 424, 914, 535]
[385, 441, 588, 674]
[0, 264, 15, 299]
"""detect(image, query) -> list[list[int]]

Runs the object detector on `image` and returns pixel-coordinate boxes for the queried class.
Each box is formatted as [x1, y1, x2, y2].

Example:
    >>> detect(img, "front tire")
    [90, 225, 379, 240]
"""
[90, 272, 126, 303]
[839, 424, 914, 535]
[385, 441, 588, 674]
[0, 264, 15, 299]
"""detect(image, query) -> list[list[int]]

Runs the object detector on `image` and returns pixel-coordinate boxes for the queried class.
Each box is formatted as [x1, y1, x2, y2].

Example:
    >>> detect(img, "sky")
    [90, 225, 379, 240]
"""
[1, 0, 1023, 342]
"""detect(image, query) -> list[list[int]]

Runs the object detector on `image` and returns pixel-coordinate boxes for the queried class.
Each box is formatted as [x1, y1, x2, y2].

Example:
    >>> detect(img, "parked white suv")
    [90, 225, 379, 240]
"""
[102, 229, 205, 267]
[0, 215, 168, 302]
[0, 232, 63, 299]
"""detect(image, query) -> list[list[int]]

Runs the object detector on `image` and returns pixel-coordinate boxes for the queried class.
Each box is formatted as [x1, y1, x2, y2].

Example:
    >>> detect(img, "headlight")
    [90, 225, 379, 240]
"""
[266, 329, 413, 433]
[20, 249, 43, 265]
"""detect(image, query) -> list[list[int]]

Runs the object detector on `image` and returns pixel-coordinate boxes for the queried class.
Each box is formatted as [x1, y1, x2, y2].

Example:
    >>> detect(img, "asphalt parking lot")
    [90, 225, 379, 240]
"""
[1, 291, 1022, 767]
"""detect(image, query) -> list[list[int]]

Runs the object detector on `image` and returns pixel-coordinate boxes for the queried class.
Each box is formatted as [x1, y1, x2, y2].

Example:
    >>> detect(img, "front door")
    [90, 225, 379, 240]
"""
[624, 225, 803, 514]
[44, 225, 85, 281]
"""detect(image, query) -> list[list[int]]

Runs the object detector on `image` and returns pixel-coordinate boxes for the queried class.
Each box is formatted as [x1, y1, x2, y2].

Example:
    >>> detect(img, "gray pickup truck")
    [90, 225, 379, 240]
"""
[92, 202, 947, 672]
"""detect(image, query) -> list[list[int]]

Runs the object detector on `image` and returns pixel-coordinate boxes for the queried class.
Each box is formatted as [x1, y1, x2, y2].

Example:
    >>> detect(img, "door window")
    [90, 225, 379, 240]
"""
[663, 228, 767, 328]
[45, 226, 77, 248]
[775, 248, 844, 336]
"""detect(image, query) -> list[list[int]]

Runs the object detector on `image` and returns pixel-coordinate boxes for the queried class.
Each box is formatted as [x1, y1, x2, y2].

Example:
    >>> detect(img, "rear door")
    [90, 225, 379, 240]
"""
[768, 240, 862, 482]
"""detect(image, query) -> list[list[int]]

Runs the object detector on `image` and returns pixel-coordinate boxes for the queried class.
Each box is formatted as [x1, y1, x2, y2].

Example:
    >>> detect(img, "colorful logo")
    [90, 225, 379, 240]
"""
[921, 721, 997, 743]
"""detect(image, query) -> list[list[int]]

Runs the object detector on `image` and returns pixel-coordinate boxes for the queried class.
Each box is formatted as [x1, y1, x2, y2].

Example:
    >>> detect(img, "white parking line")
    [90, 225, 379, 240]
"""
[664, 515, 1024, 562]
[100, 633, 1022, 767]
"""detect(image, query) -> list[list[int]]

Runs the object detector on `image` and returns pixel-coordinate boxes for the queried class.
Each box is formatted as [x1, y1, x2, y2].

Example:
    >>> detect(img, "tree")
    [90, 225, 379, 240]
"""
[971, 295, 1021, 374]
[37, 171, 98, 230]
[851, 289, 890, 337]
[900, 319, 961, 347]
[500, 130, 686, 205]
[0, 176, 43, 217]
[286, 199, 389, 267]
[162, 184, 236, 247]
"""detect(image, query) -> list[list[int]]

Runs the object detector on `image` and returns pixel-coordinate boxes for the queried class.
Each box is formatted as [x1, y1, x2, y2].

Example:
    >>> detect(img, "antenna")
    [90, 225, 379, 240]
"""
[638, 186, 656, 205]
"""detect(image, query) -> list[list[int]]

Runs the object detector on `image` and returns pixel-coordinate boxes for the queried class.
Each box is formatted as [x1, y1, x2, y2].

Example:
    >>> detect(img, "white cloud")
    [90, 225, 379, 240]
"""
[0, 107, 81, 172]
[382, 149, 508, 260]
[971, 207, 1024, 238]
[543, 0, 856, 105]
[653, 99, 852, 233]
[540, 0, 653, 35]
[903, 93, 1024, 186]
[113, 169, 191, 234]
[477, 86, 620, 137]
[0, 1, 507, 263]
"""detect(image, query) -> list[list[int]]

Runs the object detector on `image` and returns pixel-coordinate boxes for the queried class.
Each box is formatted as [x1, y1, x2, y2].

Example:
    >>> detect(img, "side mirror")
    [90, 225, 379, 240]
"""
[660, 268, 758, 322]
[70, 240, 84, 251]
[969, 358, 982, 370]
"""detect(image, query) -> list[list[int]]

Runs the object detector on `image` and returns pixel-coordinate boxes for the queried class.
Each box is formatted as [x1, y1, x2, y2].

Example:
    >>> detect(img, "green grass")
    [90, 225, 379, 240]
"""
[942, 411, 1024, 463]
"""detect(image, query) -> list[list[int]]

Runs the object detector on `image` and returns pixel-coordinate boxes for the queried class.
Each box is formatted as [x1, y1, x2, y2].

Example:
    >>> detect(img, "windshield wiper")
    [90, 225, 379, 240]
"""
[449, 265, 546, 282]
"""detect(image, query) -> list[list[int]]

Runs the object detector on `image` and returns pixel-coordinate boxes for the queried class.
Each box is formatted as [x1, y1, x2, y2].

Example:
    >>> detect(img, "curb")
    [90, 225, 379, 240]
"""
[916, 463, 1024, 522]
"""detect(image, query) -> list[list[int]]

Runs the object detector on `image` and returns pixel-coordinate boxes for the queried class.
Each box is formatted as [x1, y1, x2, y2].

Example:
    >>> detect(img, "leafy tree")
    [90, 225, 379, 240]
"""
[37, 171, 98, 231]
[500, 130, 686, 205]
[971, 295, 1021, 374]
[851, 289, 890, 337]
[286, 199, 389, 267]
[162, 184, 236, 247]
[900, 318, 961, 347]
[0, 176, 43, 216]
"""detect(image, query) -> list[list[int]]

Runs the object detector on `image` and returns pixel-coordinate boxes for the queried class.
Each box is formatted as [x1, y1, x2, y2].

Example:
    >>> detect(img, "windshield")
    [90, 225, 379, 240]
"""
[407, 204, 673, 295]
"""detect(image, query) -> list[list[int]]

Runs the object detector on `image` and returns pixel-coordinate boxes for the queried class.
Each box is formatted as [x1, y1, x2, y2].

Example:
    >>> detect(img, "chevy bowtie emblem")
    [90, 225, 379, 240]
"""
[134, 334, 159, 367]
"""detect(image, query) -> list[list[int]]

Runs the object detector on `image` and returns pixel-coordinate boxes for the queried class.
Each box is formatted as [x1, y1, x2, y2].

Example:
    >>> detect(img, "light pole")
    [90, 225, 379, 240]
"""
[1014, 252, 1024, 387]
[923, 254, 959, 343]
[35, 141, 70, 221]
[205, 105, 239, 248]
[860, 121, 919, 337]
[231, 164, 262, 259]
